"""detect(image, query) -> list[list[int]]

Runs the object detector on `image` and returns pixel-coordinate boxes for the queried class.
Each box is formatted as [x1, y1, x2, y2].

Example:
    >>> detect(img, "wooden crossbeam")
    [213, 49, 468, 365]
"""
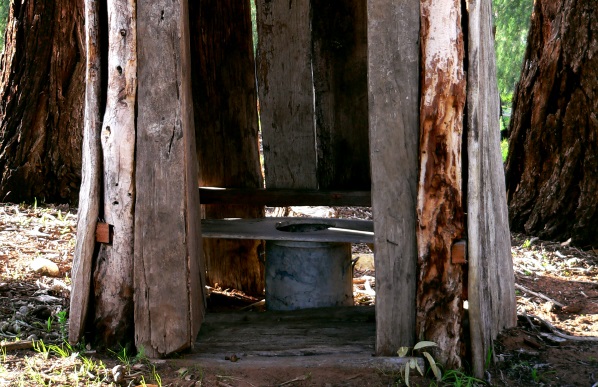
[199, 187, 371, 207]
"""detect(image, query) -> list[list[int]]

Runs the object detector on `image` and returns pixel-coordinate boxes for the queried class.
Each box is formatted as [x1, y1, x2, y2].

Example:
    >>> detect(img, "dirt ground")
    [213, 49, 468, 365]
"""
[0, 202, 597, 386]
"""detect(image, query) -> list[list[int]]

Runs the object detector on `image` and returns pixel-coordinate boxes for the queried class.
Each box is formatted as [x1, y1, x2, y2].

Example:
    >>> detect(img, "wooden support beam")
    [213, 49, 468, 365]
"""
[367, 0, 420, 355]
[416, 0, 467, 369]
[135, 0, 205, 357]
[466, 0, 517, 378]
[93, 0, 137, 347]
[69, 0, 102, 345]
[199, 188, 371, 207]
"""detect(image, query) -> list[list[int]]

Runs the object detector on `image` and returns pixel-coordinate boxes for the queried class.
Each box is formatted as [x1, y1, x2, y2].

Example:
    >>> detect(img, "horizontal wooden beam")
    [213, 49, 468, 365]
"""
[201, 217, 373, 244]
[199, 187, 371, 207]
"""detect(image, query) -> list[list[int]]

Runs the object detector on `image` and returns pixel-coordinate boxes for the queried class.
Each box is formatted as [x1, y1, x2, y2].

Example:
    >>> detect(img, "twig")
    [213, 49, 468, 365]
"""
[239, 299, 265, 310]
[515, 283, 566, 308]
[278, 374, 310, 386]
[0, 340, 34, 351]
[526, 314, 598, 342]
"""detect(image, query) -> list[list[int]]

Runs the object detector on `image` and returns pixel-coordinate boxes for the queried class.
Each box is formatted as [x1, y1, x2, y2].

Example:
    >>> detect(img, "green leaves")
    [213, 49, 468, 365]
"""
[398, 341, 442, 386]
[493, 0, 534, 105]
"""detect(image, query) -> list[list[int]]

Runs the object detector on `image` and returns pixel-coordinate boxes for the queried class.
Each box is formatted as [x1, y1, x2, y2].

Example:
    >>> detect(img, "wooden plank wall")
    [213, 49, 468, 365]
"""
[135, 0, 205, 357]
[466, 0, 517, 377]
[312, 0, 369, 190]
[367, 0, 420, 355]
[189, 1, 265, 295]
[256, 0, 369, 190]
[256, 0, 317, 189]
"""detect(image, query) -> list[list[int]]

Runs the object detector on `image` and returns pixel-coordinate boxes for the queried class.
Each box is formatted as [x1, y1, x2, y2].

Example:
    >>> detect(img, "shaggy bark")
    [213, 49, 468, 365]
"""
[505, 0, 598, 246]
[0, 0, 84, 203]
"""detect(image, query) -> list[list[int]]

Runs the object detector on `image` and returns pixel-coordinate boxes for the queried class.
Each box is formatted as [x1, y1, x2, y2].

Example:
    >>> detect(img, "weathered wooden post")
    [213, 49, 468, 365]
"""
[466, 0, 517, 377]
[416, 0, 467, 368]
[70, 0, 205, 357]
[367, 0, 420, 355]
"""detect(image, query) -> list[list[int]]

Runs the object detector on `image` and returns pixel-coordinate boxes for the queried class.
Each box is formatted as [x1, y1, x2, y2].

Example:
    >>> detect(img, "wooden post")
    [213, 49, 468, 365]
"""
[416, 0, 467, 368]
[189, 1, 265, 295]
[69, 0, 102, 345]
[256, 0, 317, 189]
[466, 0, 517, 377]
[93, 0, 137, 347]
[367, 0, 420, 355]
[135, 0, 205, 357]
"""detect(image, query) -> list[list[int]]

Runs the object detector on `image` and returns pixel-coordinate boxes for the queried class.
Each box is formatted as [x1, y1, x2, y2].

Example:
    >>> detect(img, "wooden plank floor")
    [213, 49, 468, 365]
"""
[194, 306, 376, 358]
[174, 306, 421, 386]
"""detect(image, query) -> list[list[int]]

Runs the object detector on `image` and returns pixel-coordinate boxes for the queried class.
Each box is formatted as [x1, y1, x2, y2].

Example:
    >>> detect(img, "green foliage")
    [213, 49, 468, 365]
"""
[493, 0, 534, 107]
[500, 139, 509, 162]
[0, 0, 8, 50]
[398, 341, 442, 386]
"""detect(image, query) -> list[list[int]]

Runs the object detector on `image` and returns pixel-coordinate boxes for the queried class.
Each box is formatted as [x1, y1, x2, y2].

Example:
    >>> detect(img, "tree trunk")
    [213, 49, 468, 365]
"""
[505, 0, 598, 247]
[189, 0, 265, 295]
[0, 0, 84, 203]
[416, 0, 466, 369]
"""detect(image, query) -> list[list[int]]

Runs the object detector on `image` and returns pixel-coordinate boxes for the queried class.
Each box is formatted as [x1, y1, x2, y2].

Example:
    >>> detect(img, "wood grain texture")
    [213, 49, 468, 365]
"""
[189, 0, 265, 295]
[367, 0, 420, 355]
[416, 0, 467, 368]
[93, 0, 137, 347]
[69, 0, 101, 345]
[312, 0, 370, 190]
[256, 0, 317, 189]
[135, 0, 204, 357]
[466, 0, 517, 377]
[199, 188, 371, 207]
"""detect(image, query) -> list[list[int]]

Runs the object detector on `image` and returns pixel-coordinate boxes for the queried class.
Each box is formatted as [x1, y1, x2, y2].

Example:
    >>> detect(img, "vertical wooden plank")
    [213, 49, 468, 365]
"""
[416, 0, 467, 368]
[256, 0, 317, 189]
[93, 0, 137, 347]
[467, 0, 517, 377]
[367, 0, 420, 355]
[69, 0, 101, 345]
[135, 0, 205, 357]
[189, 0, 265, 295]
[312, 0, 370, 190]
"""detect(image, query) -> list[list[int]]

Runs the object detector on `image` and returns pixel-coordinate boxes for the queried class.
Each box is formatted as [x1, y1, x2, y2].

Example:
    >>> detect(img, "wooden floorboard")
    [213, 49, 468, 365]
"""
[186, 306, 421, 373]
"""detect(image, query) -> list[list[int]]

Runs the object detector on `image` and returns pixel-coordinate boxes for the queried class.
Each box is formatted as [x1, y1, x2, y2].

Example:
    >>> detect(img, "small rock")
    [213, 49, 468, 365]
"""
[18, 305, 30, 315]
[30, 257, 60, 277]
[26, 334, 39, 341]
[112, 364, 125, 383]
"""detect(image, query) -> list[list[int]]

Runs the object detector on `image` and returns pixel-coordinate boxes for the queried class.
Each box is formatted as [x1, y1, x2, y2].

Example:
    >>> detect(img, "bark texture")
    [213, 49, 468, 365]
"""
[0, 0, 84, 203]
[416, 0, 466, 368]
[189, 0, 265, 295]
[505, 0, 598, 246]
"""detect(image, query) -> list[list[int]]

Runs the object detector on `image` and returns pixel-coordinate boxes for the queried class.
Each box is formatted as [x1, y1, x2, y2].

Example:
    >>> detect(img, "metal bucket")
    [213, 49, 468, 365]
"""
[265, 222, 353, 310]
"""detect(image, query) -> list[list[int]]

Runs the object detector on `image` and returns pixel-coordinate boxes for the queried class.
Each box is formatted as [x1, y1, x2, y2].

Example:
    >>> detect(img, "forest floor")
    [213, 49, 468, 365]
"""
[0, 202, 597, 386]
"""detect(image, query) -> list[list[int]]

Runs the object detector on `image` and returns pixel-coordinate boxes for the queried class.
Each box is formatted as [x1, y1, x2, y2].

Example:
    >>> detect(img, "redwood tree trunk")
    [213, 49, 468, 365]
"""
[189, 0, 265, 295]
[0, 0, 84, 203]
[505, 0, 598, 247]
